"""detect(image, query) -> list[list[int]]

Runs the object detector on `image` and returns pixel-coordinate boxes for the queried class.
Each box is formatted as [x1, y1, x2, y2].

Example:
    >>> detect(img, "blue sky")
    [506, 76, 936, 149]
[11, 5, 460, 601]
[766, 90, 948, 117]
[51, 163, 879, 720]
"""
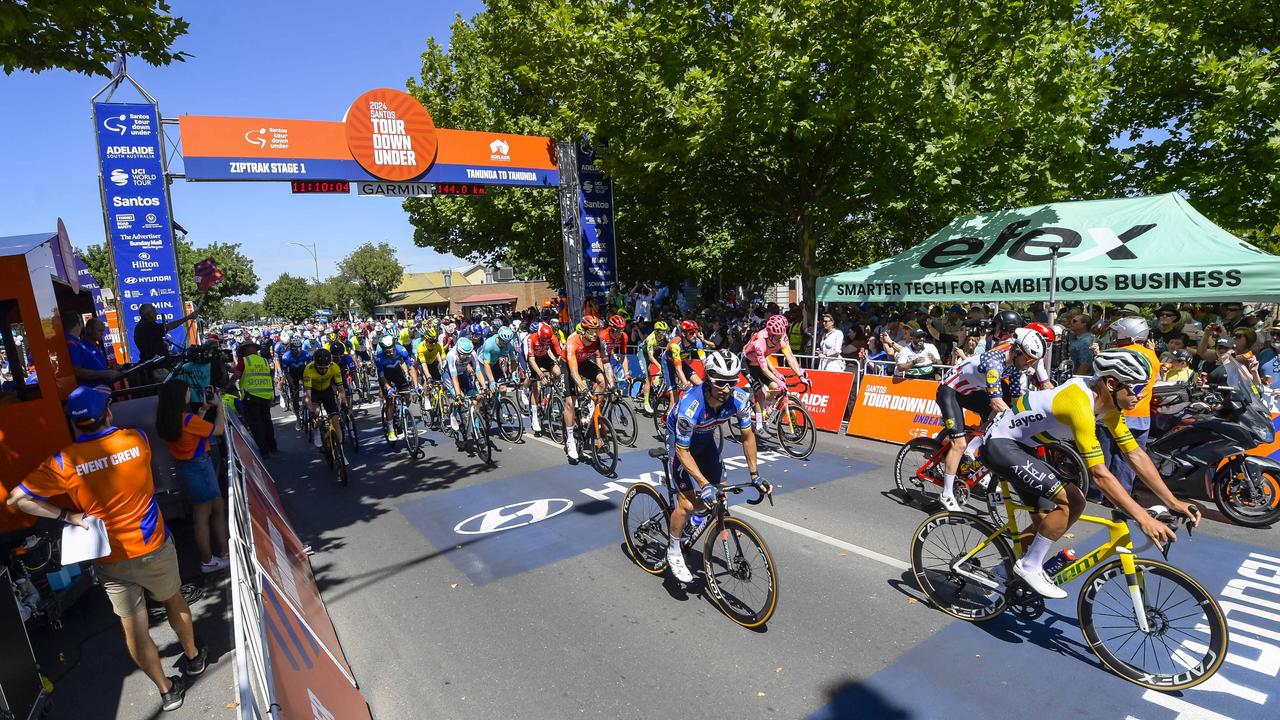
[0, 0, 485, 299]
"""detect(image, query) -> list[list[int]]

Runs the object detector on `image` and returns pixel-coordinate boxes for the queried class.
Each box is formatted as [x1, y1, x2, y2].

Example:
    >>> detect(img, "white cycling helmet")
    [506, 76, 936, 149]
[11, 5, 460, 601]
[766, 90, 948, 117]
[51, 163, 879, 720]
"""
[703, 349, 743, 383]
[1093, 348, 1151, 384]
[1012, 327, 1047, 360]
[379, 334, 395, 349]
[1110, 316, 1151, 342]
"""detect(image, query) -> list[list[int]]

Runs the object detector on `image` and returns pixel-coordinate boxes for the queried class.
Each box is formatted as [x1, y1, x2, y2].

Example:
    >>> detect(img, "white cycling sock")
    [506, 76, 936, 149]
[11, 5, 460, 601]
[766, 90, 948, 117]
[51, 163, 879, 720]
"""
[668, 532, 682, 551]
[1019, 533, 1054, 570]
[943, 474, 957, 496]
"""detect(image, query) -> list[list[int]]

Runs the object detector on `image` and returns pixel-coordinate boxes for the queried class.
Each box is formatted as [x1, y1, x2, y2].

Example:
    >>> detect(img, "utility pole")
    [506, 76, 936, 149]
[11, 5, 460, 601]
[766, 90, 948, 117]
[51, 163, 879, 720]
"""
[288, 242, 320, 284]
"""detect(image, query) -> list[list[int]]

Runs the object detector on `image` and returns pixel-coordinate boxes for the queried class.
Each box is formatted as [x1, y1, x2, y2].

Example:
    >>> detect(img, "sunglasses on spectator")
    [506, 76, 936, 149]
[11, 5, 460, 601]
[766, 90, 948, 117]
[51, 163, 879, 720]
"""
[1159, 312, 1178, 318]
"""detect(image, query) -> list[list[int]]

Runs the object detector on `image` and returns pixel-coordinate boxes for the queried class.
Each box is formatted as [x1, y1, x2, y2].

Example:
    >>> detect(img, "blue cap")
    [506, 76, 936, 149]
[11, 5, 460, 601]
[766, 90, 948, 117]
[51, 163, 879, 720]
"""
[66, 385, 111, 425]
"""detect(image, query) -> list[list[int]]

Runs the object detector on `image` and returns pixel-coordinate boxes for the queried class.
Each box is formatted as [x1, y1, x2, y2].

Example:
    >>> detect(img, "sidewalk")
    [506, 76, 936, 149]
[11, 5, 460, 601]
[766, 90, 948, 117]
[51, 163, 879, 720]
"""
[29, 519, 237, 719]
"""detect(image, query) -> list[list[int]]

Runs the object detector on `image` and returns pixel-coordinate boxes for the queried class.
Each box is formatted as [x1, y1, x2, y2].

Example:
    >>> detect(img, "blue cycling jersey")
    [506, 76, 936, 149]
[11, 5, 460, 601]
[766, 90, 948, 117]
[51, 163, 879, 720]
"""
[479, 335, 517, 366]
[666, 383, 753, 450]
[373, 345, 410, 375]
[280, 349, 312, 371]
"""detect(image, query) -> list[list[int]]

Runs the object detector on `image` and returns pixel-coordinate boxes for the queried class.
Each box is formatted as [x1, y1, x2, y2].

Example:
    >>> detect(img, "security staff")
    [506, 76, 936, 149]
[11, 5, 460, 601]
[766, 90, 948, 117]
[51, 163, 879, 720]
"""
[231, 342, 277, 457]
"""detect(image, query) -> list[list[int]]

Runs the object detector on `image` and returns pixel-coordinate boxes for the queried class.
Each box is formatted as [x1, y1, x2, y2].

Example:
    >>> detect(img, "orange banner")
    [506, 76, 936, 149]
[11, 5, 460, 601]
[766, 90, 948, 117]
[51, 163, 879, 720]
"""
[846, 374, 979, 444]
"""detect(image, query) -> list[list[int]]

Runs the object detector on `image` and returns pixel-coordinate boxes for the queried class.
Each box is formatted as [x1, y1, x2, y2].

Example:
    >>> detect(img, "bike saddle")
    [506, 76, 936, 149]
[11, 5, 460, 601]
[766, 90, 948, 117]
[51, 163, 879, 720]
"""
[648, 448, 668, 459]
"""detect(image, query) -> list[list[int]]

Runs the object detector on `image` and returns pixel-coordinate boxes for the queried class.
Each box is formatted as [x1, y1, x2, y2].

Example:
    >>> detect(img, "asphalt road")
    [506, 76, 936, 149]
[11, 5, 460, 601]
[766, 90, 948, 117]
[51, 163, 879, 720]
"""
[248, 396, 1280, 720]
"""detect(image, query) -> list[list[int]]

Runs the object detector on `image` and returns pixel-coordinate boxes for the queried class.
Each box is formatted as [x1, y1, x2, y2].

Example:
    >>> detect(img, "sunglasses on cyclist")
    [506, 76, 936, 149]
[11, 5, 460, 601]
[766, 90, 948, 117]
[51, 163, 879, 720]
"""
[707, 378, 736, 392]
[1120, 381, 1148, 399]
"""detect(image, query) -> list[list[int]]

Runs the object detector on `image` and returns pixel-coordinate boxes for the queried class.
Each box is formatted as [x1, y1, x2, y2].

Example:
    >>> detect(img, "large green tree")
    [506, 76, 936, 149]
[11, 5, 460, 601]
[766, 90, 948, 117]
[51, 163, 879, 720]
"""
[262, 274, 314, 322]
[0, 0, 190, 77]
[408, 0, 1118, 294]
[225, 299, 263, 322]
[336, 242, 403, 316]
[1093, 0, 1280, 250]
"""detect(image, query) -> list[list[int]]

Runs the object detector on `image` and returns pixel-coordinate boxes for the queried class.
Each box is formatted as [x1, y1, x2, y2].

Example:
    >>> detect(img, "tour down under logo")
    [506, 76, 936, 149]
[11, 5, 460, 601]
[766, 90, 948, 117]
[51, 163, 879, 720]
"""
[343, 88, 438, 182]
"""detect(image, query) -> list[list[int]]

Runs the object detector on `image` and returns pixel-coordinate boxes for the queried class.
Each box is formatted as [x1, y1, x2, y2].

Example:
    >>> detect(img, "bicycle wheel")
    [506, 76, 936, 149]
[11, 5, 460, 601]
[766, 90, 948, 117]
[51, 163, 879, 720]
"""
[893, 437, 945, 504]
[496, 397, 523, 443]
[344, 410, 361, 455]
[402, 408, 421, 458]
[775, 400, 816, 459]
[652, 394, 670, 441]
[607, 396, 638, 447]
[909, 512, 1014, 622]
[702, 516, 779, 628]
[588, 416, 619, 475]
[546, 396, 566, 444]
[1078, 557, 1228, 691]
[321, 427, 335, 470]
[620, 483, 670, 574]
[472, 409, 493, 464]
[333, 437, 349, 487]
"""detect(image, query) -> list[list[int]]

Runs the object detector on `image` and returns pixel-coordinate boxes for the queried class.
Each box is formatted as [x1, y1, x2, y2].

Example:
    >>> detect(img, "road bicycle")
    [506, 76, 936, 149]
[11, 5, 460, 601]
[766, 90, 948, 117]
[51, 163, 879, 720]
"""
[601, 385, 638, 447]
[387, 388, 423, 459]
[479, 382, 524, 443]
[909, 481, 1228, 691]
[309, 405, 350, 486]
[894, 429, 1088, 527]
[730, 374, 816, 459]
[343, 362, 370, 406]
[452, 396, 493, 465]
[550, 389, 619, 474]
[420, 380, 449, 432]
[285, 376, 307, 433]
[340, 391, 361, 456]
[621, 447, 778, 628]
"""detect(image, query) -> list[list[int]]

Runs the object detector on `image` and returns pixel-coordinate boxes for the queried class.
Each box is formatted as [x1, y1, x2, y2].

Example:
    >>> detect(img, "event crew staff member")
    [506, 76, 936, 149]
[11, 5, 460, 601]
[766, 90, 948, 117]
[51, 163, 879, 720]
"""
[62, 310, 116, 386]
[230, 342, 277, 457]
[7, 386, 206, 713]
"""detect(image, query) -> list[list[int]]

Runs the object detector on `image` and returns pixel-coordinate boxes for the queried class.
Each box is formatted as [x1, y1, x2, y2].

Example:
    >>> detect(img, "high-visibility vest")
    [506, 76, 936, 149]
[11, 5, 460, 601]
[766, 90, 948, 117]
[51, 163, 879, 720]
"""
[240, 354, 274, 400]
[789, 322, 805, 353]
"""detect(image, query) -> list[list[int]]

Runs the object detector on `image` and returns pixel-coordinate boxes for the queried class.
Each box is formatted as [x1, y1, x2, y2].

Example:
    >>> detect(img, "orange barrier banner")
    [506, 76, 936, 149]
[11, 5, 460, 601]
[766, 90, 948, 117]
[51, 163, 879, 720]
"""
[771, 367, 856, 433]
[846, 374, 979, 444]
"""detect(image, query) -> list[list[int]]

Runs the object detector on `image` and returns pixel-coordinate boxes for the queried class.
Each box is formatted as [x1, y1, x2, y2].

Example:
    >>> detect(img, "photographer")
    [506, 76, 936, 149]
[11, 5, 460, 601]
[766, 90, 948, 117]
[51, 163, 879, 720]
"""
[134, 303, 198, 364]
[156, 379, 228, 574]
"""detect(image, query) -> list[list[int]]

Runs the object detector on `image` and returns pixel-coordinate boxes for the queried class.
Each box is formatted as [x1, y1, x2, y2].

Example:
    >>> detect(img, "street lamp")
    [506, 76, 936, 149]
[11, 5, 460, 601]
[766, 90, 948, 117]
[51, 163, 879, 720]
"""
[288, 242, 320, 284]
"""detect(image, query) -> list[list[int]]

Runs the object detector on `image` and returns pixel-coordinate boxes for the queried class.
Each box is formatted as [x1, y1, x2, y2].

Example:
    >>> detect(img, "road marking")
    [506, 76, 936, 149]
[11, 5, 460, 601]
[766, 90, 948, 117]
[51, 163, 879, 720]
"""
[732, 506, 910, 571]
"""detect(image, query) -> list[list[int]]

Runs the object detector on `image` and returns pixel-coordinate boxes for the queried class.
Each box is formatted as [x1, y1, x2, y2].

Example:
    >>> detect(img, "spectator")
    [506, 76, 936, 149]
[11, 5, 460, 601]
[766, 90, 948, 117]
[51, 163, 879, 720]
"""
[61, 310, 115, 387]
[133, 302, 197, 363]
[1215, 302, 1249, 333]
[1163, 349, 1194, 383]
[862, 334, 890, 374]
[894, 329, 940, 379]
[6, 386, 205, 712]
[1256, 325, 1280, 393]
[1067, 312, 1096, 375]
[816, 313, 846, 371]
[157, 379, 229, 574]
[1103, 316, 1161, 494]
[949, 331, 979, 366]
[1151, 305, 1184, 352]
[230, 342, 277, 457]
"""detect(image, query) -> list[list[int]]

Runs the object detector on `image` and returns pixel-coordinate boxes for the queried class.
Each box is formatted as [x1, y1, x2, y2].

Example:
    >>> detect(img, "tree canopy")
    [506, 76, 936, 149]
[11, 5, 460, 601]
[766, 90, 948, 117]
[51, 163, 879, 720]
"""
[81, 237, 258, 322]
[336, 242, 403, 316]
[0, 0, 190, 77]
[263, 274, 314, 323]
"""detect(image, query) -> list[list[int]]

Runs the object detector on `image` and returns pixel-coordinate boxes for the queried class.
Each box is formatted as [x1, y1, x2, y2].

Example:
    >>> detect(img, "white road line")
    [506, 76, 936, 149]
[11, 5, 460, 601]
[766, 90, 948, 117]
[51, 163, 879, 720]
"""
[732, 506, 910, 571]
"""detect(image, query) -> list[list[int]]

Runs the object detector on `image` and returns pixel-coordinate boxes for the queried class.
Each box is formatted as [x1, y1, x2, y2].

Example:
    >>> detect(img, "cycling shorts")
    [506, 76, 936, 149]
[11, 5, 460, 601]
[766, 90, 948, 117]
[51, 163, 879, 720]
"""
[310, 386, 340, 414]
[449, 373, 478, 398]
[935, 384, 994, 439]
[746, 363, 777, 391]
[337, 355, 356, 371]
[563, 360, 602, 396]
[532, 353, 557, 374]
[668, 443, 725, 495]
[981, 438, 1063, 512]
[382, 364, 412, 391]
[423, 362, 442, 382]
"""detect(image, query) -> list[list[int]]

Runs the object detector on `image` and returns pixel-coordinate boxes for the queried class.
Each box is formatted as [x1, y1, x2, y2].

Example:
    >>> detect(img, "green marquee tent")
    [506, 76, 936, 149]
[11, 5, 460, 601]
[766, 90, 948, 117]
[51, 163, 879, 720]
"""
[816, 193, 1280, 304]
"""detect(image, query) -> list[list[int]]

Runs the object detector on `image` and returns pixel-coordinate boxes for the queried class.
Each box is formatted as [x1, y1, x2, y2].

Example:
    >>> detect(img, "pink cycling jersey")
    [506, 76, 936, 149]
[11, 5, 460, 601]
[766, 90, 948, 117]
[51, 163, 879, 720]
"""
[743, 329, 790, 366]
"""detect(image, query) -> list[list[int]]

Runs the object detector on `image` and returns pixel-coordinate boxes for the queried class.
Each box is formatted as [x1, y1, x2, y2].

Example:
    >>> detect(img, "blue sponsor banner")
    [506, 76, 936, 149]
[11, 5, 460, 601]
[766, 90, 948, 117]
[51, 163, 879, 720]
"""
[576, 141, 617, 296]
[94, 102, 186, 360]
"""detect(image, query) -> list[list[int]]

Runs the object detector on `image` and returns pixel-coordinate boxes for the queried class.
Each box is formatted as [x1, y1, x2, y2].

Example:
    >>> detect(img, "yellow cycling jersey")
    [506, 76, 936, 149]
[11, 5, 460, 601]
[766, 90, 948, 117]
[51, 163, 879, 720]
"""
[398, 329, 412, 347]
[417, 341, 444, 366]
[985, 377, 1137, 468]
[302, 361, 343, 392]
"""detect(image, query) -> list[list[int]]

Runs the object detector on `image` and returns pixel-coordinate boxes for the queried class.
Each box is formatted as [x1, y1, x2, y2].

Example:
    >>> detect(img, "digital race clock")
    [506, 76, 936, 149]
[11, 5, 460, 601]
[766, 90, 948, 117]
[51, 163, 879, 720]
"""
[290, 180, 351, 194]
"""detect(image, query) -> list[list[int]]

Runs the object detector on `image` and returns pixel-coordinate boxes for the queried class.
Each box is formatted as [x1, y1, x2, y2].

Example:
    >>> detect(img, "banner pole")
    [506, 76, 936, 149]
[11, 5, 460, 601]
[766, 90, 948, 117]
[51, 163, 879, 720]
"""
[1047, 249, 1060, 325]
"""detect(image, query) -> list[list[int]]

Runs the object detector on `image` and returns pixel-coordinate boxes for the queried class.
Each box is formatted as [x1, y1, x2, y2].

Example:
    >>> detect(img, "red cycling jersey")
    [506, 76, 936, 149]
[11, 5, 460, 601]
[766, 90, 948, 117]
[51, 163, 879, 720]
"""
[565, 332, 603, 365]
[599, 327, 628, 359]
[525, 333, 562, 358]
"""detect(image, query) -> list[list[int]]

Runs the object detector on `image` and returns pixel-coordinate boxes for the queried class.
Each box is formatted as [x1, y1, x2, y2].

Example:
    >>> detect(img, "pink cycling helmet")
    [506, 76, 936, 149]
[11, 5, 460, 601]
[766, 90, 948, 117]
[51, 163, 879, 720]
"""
[765, 315, 788, 336]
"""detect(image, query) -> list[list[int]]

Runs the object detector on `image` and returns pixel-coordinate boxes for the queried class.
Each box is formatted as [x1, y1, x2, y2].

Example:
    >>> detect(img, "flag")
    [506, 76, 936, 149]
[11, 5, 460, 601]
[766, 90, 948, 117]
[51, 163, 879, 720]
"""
[194, 258, 224, 294]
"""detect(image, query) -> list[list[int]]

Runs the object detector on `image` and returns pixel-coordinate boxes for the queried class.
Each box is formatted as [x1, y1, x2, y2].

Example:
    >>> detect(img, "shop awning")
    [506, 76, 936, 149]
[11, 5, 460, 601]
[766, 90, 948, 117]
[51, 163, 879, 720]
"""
[457, 293, 517, 306]
[376, 289, 448, 308]
[817, 193, 1280, 303]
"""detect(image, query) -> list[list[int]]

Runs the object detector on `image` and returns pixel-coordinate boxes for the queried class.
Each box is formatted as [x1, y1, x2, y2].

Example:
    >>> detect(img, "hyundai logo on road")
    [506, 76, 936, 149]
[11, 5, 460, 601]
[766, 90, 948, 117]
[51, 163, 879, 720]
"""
[453, 499, 574, 535]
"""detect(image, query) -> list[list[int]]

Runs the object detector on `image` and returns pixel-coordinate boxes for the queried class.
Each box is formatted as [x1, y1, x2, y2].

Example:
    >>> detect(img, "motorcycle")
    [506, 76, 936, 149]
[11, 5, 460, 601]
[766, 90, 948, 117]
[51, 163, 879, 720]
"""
[1148, 358, 1280, 528]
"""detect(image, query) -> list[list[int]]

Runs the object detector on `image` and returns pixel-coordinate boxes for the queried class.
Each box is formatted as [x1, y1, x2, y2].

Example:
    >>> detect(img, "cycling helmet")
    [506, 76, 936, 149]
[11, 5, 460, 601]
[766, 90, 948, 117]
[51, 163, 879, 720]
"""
[991, 310, 1025, 338]
[470, 323, 484, 336]
[703, 350, 742, 384]
[1093, 348, 1151, 384]
[680, 319, 699, 333]
[289, 337, 302, 348]
[339, 329, 349, 339]
[510, 319, 522, 332]
[765, 314, 788, 336]
[1025, 321, 1056, 342]
[313, 348, 332, 366]
[1012, 327, 1047, 360]
[456, 337, 475, 354]
[1110, 316, 1151, 343]
[537, 324, 554, 340]
[608, 314, 626, 329]
[379, 335, 395, 350]
[424, 327, 439, 341]
[581, 316, 602, 330]
[497, 327, 516, 343]
[654, 320, 670, 332]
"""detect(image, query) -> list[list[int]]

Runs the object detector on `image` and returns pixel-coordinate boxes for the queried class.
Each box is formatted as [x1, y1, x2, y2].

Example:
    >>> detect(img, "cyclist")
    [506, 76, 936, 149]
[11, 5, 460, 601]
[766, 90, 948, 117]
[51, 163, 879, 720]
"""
[982, 348, 1200, 598]
[935, 327, 1046, 511]
[415, 327, 446, 414]
[641, 320, 669, 414]
[525, 322, 563, 435]
[479, 327, 519, 394]
[600, 314, 631, 391]
[741, 314, 807, 433]
[562, 316, 615, 462]
[302, 348, 348, 448]
[444, 337, 483, 449]
[663, 350, 771, 583]
[977, 309, 1025, 354]
[325, 331, 359, 398]
[374, 335, 420, 442]
[663, 319, 712, 403]
[278, 337, 312, 418]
